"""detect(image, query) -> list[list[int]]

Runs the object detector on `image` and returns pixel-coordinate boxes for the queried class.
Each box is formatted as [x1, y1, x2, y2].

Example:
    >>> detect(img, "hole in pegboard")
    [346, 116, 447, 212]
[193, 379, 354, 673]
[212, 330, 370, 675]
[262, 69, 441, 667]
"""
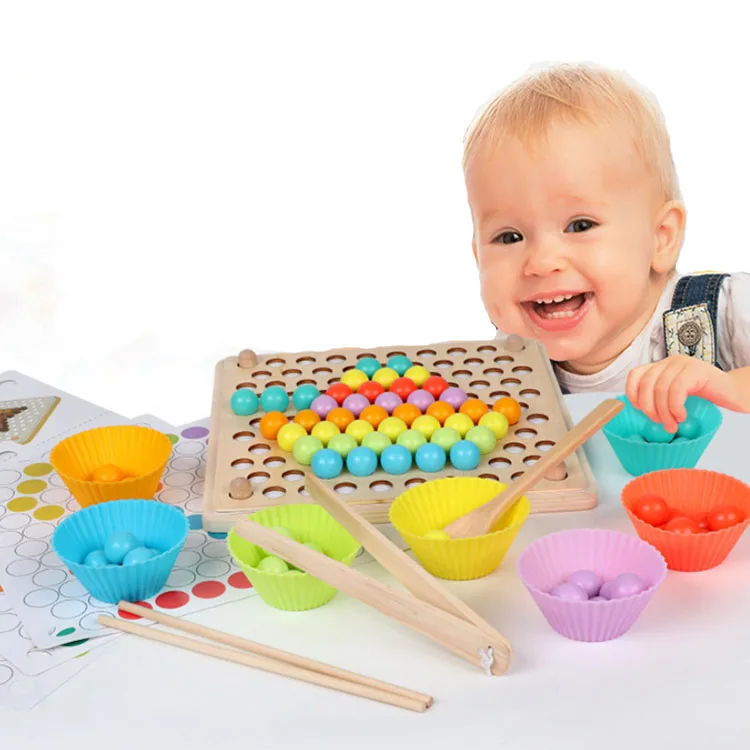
[252, 371, 272, 380]
[545, 464, 568, 481]
[297, 356, 316, 365]
[357, 352, 377, 360]
[523, 455, 541, 466]
[520, 389, 540, 399]
[501, 378, 521, 387]
[470, 380, 490, 390]
[231, 458, 254, 470]
[453, 370, 471, 379]
[387, 350, 407, 358]
[503, 442, 525, 453]
[527, 413, 550, 424]
[282, 470, 304, 482]
[249, 443, 271, 455]
[266, 380, 286, 389]
[489, 457, 512, 468]
[447, 347, 467, 356]
[267, 358, 286, 367]
[236, 382, 257, 391]
[483, 368, 504, 377]
[249, 418, 262, 429]
[263, 456, 286, 468]
[512, 366, 532, 375]
[447, 381, 459, 388]
[334, 482, 357, 494]
[298, 486, 309, 496]
[327, 378, 340, 386]
[434, 360, 453, 369]
[494, 356, 514, 364]
[327, 355, 346, 364]
[519, 402, 529, 411]
[515, 428, 538, 439]
[313, 367, 333, 376]
[511, 471, 525, 480]
[477, 345, 497, 353]
[405, 477, 426, 488]
[464, 358, 484, 367]
[233, 431, 255, 443]
[479, 473, 500, 481]
[298, 379, 316, 386]
[282, 369, 302, 378]
[248, 472, 271, 484]
[262, 486, 287, 498]
[536, 440, 555, 452]
[370, 480, 393, 492]
[490, 391, 510, 400]
[416, 349, 437, 358]
[342, 365, 355, 372]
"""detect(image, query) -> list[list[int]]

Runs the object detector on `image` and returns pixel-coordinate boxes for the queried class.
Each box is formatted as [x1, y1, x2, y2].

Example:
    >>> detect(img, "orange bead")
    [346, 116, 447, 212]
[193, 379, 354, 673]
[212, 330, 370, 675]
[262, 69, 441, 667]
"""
[493, 396, 521, 425]
[260, 411, 289, 440]
[426, 400, 455, 425]
[459, 398, 489, 424]
[360, 404, 389, 429]
[90, 464, 125, 482]
[293, 409, 320, 433]
[327, 407, 355, 431]
[392, 403, 421, 427]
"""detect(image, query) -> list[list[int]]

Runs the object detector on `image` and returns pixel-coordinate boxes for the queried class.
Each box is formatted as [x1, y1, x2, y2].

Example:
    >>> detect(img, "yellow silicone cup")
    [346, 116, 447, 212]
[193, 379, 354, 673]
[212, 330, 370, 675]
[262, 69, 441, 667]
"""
[389, 477, 530, 580]
[49, 425, 173, 508]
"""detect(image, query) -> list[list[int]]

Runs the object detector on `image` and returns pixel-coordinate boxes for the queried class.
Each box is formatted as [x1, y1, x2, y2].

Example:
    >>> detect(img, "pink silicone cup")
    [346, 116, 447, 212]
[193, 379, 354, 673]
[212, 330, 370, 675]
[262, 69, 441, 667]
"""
[516, 528, 667, 642]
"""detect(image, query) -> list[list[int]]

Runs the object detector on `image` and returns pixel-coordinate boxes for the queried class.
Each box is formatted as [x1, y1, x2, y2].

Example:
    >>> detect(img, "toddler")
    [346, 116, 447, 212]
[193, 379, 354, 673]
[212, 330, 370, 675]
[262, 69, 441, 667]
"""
[462, 62, 750, 433]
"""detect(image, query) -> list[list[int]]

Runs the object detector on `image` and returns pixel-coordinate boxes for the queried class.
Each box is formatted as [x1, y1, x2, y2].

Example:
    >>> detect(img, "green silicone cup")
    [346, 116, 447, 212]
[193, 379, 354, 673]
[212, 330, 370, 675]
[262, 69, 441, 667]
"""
[602, 395, 722, 476]
[227, 504, 361, 611]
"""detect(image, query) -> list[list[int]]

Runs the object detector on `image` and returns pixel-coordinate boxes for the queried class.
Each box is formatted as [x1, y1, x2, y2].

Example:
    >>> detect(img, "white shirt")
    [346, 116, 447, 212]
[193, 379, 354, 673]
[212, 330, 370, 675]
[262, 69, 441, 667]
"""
[495, 272, 750, 395]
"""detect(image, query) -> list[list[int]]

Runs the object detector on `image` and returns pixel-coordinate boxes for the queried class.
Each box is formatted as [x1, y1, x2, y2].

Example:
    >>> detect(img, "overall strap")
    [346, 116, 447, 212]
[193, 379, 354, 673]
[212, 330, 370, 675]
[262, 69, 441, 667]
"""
[663, 273, 728, 368]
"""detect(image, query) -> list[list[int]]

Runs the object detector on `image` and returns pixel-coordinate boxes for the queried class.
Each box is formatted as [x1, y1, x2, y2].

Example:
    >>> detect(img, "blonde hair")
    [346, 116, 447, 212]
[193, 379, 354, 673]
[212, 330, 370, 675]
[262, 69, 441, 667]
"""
[463, 62, 681, 201]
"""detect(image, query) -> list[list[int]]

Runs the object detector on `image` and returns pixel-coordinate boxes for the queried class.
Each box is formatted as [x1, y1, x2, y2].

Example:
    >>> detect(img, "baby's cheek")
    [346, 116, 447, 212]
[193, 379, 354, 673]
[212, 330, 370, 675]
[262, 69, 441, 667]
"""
[478, 262, 525, 330]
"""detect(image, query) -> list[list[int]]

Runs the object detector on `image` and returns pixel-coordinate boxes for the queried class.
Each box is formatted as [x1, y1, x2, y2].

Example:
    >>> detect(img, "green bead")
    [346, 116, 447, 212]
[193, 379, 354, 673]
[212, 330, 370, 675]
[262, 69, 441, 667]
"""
[466, 425, 497, 455]
[431, 427, 461, 452]
[328, 433, 358, 458]
[361, 431, 391, 456]
[397, 429, 427, 454]
[292, 435, 324, 465]
[258, 555, 289, 573]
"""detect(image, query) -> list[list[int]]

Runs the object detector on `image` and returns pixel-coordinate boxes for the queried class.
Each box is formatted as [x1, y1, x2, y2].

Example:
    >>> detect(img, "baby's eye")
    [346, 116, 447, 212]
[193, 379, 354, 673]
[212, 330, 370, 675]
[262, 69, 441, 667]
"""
[492, 230, 523, 245]
[565, 218, 597, 233]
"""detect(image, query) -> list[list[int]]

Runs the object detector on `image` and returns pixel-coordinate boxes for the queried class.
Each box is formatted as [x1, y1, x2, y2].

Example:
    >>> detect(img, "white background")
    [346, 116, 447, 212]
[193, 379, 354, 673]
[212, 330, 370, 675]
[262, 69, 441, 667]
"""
[1, 1, 748, 424]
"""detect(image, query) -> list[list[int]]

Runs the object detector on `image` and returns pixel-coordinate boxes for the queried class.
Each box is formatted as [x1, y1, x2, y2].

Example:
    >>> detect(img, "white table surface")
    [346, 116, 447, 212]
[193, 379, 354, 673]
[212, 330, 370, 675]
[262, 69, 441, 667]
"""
[3, 392, 750, 749]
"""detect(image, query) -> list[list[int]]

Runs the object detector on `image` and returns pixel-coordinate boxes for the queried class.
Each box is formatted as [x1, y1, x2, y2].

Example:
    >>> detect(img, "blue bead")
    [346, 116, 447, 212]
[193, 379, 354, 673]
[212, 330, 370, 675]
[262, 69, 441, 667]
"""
[311, 448, 344, 479]
[642, 421, 674, 443]
[122, 546, 157, 565]
[292, 384, 320, 411]
[387, 355, 413, 376]
[449, 440, 481, 471]
[104, 531, 141, 564]
[415, 443, 447, 473]
[356, 357, 381, 378]
[260, 385, 290, 413]
[346, 447, 378, 477]
[380, 444, 412, 475]
[231, 388, 259, 416]
[84, 549, 108, 568]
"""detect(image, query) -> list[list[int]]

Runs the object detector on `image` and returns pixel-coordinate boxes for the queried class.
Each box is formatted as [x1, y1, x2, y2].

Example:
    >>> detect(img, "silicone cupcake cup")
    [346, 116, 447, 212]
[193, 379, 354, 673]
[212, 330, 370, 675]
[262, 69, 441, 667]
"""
[51, 499, 189, 604]
[602, 395, 722, 476]
[227, 504, 361, 611]
[389, 477, 530, 580]
[622, 469, 750, 571]
[50, 425, 173, 508]
[517, 528, 667, 642]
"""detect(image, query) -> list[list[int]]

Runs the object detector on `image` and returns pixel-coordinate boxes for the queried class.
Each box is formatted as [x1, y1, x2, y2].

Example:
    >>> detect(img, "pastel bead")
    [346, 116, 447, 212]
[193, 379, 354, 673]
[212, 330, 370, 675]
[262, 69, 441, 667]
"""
[310, 394, 337, 419]
[84, 549, 109, 568]
[566, 570, 602, 598]
[292, 384, 320, 411]
[411, 415, 441, 440]
[104, 532, 141, 564]
[404, 365, 430, 387]
[311, 448, 344, 479]
[361, 432, 391, 456]
[277, 422, 307, 452]
[397, 429, 427, 454]
[642, 421, 674, 443]
[343, 394, 370, 417]
[310, 421, 340, 446]
[380, 444, 412, 475]
[449, 440, 481, 471]
[378, 417, 408, 442]
[356, 357, 382, 378]
[441, 387, 469, 410]
[549, 582, 588, 601]
[260, 385, 290, 413]
[430, 427, 461, 452]
[292, 435, 324, 465]
[466, 425, 497, 455]
[372, 367, 400, 389]
[259, 556, 289, 574]
[479, 412, 509, 440]
[407, 389, 435, 412]
[328, 433, 358, 458]
[122, 547, 157, 565]
[386, 355, 412, 376]
[444, 413, 474, 438]
[341, 369, 370, 392]
[346, 446, 379, 477]
[231, 388, 259, 416]
[415, 443, 447, 472]
[345, 419, 374, 444]
[375, 392, 402, 414]
[677, 415, 701, 439]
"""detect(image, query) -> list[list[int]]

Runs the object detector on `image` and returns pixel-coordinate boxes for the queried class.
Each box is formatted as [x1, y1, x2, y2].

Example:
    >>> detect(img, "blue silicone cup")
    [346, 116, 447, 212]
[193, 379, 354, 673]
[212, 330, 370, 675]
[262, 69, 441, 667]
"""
[602, 395, 722, 476]
[51, 499, 189, 604]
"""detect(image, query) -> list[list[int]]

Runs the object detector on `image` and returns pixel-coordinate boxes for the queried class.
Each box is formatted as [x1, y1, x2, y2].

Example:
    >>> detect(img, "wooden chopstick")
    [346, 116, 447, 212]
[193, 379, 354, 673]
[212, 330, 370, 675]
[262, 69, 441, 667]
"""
[99, 604, 433, 713]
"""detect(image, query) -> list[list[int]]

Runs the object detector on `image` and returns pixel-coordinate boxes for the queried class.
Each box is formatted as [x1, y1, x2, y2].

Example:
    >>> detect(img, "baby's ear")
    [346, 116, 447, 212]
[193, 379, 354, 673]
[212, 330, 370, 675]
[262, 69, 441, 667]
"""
[651, 200, 686, 273]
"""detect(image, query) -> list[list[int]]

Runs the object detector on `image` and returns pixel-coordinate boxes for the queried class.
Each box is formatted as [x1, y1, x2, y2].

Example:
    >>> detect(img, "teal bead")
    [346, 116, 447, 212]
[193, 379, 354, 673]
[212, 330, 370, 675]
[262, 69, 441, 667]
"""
[449, 440, 481, 471]
[293, 384, 320, 411]
[380, 444, 412, 475]
[346, 446, 378, 477]
[122, 547, 157, 565]
[231, 388, 259, 416]
[356, 357, 381, 378]
[260, 385, 290, 413]
[677, 415, 701, 440]
[311, 449, 344, 479]
[642, 421, 674, 443]
[415, 443, 446, 472]
[387, 355, 413, 376]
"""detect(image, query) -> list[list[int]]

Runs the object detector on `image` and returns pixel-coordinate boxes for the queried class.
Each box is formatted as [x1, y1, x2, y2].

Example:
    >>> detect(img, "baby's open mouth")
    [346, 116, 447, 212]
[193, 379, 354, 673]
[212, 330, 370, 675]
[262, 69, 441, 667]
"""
[529, 292, 592, 319]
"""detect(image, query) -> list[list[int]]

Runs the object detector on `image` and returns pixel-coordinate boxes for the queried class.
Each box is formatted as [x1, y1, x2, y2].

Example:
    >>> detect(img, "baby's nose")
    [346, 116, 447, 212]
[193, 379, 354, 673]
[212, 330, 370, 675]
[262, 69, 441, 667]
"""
[523, 238, 568, 276]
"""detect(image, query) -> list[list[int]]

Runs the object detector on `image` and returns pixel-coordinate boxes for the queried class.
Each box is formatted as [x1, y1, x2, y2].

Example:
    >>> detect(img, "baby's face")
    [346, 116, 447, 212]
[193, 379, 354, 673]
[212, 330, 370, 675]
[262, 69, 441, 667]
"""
[466, 119, 665, 370]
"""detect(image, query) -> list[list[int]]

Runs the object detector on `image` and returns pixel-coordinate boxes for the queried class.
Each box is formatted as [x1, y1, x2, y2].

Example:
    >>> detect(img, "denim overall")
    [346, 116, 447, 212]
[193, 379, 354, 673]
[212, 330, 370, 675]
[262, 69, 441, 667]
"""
[663, 273, 728, 369]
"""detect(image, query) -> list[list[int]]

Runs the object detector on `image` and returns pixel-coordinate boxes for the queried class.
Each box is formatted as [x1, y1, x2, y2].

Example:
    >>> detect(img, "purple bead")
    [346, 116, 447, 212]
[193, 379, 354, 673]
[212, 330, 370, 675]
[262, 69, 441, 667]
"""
[549, 582, 588, 602]
[310, 394, 337, 418]
[375, 392, 403, 414]
[441, 387, 468, 410]
[566, 570, 602, 598]
[407, 389, 435, 412]
[342, 394, 369, 417]
[599, 581, 612, 600]
[606, 573, 646, 600]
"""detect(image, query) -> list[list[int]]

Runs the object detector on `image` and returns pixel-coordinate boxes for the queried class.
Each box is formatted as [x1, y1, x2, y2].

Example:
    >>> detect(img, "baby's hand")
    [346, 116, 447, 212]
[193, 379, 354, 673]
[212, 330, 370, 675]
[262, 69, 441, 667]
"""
[626, 355, 740, 433]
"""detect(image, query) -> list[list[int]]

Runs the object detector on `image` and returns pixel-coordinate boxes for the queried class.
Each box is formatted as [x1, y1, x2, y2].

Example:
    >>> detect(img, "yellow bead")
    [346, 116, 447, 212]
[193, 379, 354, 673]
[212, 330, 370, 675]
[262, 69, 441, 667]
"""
[377, 416, 408, 442]
[346, 419, 374, 444]
[340, 369, 370, 392]
[411, 414, 441, 440]
[444, 413, 474, 438]
[404, 365, 430, 387]
[276, 422, 308, 452]
[310, 421, 340, 446]
[371, 367, 399, 389]
[479, 412, 509, 440]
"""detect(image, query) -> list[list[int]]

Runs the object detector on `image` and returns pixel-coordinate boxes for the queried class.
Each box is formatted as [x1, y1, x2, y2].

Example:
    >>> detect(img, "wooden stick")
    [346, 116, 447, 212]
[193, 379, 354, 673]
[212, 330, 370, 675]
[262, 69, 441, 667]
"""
[444, 398, 624, 538]
[233, 519, 506, 675]
[116, 601, 432, 705]
[99, 614, 431, 713]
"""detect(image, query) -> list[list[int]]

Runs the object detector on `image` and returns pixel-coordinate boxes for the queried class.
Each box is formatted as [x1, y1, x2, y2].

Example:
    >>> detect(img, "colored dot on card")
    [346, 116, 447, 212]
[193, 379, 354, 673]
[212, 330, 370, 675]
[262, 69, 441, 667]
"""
[33, 505, 64, 521]
[181, 426, 209, 440]
[187, 514, 203, 530]
[228, 572, 252, 589]
[7, 497, 37, 513]
[118, 601, 153, 620]
[192, 581, 226, 599]
[155, 591, 190, 609]
[24, 463, 53, 478]
[17, 480, 47, 494]
[165, 434, 179, 445]
[57, 627, 76, 637]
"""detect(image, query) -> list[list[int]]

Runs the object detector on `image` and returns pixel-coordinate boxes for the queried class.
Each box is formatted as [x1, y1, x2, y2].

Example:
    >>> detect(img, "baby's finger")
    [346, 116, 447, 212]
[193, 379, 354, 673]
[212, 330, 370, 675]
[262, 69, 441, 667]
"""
[635, 361, 667, 423]
[626, 365, 649, 408]
[667, 362, 693, 425]
[653, 366, 679, 433]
